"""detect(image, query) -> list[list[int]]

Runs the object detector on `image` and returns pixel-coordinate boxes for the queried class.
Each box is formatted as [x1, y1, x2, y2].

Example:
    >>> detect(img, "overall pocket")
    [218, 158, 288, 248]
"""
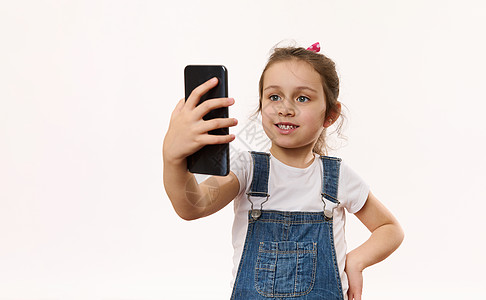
[255, 241, 317, 297]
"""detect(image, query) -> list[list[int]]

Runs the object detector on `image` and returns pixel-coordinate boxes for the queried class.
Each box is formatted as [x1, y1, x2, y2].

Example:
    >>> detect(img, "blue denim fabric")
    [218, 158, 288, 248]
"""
[321, 156, 341, 204]
[231, 152, 343, 299]
[248, 151, 271, 198]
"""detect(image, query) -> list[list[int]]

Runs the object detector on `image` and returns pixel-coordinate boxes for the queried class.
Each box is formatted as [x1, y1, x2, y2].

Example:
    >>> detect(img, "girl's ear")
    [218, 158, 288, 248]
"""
[323, 102, 342, 128]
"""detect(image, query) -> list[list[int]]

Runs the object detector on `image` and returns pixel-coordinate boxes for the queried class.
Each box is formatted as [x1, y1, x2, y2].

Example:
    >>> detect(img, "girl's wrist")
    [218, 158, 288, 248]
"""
[163, 154, 186, 168]
[162, 142, 186, 165]
[162, 148, 187, 168]
[346, 251, 366, 272]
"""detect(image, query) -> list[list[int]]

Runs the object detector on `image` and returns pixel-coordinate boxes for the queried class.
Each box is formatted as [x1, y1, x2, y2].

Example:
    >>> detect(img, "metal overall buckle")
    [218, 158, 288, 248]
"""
[321, 194, 339, 221]
[247, 193, 270, 220]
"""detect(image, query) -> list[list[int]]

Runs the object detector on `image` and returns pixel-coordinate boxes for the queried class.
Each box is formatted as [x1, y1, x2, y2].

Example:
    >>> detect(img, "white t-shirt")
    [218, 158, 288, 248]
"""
[230, 151, 370, 299]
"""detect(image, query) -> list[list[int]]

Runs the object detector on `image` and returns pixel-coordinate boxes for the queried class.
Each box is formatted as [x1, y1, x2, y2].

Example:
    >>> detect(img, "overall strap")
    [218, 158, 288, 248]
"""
[248, 151, 271, 197]
[320, 156, 342, 219]
[247, 151, 271, 219]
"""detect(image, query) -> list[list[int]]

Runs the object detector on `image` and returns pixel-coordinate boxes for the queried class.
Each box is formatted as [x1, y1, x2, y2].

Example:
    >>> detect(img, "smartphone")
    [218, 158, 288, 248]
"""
[184, 65, 230, 176]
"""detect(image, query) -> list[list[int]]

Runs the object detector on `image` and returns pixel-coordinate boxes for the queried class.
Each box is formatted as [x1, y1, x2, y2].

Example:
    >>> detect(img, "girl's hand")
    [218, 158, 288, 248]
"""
[345, 255, 363, 300]
[345, 192, 404, 300]
[163, 77, 238, 163]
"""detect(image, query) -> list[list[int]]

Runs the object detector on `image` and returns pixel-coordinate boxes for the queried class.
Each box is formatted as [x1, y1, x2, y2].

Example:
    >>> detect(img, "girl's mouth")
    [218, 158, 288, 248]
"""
[275, 123, 299, 133]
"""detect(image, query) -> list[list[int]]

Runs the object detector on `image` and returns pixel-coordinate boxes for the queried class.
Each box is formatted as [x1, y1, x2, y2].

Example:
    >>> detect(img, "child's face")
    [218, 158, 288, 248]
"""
[261, 59, 327, 153]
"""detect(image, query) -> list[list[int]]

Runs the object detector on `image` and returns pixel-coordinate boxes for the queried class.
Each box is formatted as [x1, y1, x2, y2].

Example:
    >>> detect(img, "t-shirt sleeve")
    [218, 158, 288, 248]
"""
[230, 150, 252, 198]
[338, 161, 370, 214]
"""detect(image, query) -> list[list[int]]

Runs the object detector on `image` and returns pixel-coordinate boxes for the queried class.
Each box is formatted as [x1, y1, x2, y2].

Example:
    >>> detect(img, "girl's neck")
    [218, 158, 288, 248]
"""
[269, 145, 315, 168]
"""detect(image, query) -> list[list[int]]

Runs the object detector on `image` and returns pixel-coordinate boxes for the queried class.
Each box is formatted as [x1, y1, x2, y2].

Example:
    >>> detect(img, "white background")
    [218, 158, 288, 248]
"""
[1, 0, 485, 299]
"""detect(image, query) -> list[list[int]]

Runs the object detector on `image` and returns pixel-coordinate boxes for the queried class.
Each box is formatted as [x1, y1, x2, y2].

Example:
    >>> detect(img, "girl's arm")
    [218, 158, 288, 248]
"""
[163, 78, 239, 220]
[163, 159, 239, 220]
[345, 191, 404, 300]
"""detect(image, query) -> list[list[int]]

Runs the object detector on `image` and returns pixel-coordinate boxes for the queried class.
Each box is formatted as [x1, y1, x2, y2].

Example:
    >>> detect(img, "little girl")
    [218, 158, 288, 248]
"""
[163, 43, 404, 300]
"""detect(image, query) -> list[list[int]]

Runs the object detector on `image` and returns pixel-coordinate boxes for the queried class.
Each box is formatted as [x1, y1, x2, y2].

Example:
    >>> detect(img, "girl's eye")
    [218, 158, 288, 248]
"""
[297, 96, 310, 103]
[269, 95, 281, 101]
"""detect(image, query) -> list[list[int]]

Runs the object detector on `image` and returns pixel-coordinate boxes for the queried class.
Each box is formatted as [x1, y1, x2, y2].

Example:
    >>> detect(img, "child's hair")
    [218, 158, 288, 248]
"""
[257, 46, 345, 155]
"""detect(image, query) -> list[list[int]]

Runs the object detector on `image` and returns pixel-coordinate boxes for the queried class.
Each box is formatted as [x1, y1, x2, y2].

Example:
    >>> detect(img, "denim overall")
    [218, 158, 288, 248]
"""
[231, 152, 344, 300]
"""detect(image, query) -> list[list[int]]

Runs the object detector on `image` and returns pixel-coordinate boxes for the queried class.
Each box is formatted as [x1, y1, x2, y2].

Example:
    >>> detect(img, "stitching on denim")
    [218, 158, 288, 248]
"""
[247, 152, 271, 215]
[323, 193, 339, 202]
[285, 223, 290, 241]
[255, 241, 278, 297]
[255, 242, 276, 271]
[334, 158, 341, 202]
[254, 241, 317, 297]
[248, 192, 267, 196]
[251, 151, 271, 157]
[284, 216, 290, 241]
[253, 219, 325, 224]
[301, 241, 318, 296]
[265, 152, 269, 194]
[238, 153, 343, 298]
[255, 210, 329, 216]
[322, 156, 343, 298]
[248, 151, 270, 196]
[294, 246, 299, 295]
[251, 211, 329, 224]
[322, 155, 342, 162]
[320, 156, 342, 223]
[258, 250, 316, 254]
[248, 152, 257, 195]
[328, 221, 344, 300]
[230, 213, 255, 299]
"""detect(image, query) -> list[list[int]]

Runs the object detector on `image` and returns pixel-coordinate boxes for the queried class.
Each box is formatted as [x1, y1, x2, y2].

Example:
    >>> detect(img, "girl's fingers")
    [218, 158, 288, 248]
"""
[199, 117, 238, 133]
[185, 77, 219, 109]
[347, 288, 362, 300]
[171, 98, 185, 118]
[199, 133, 236, 145]
[193, 97, 234, 119]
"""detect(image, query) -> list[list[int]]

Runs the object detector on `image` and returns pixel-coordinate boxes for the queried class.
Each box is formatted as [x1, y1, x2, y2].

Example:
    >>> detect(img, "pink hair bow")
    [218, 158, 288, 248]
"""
[306, 42, 320, 53]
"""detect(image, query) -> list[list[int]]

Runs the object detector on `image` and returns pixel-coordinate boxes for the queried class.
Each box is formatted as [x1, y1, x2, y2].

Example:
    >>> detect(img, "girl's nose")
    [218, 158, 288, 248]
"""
[277, 99, 295, 116]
